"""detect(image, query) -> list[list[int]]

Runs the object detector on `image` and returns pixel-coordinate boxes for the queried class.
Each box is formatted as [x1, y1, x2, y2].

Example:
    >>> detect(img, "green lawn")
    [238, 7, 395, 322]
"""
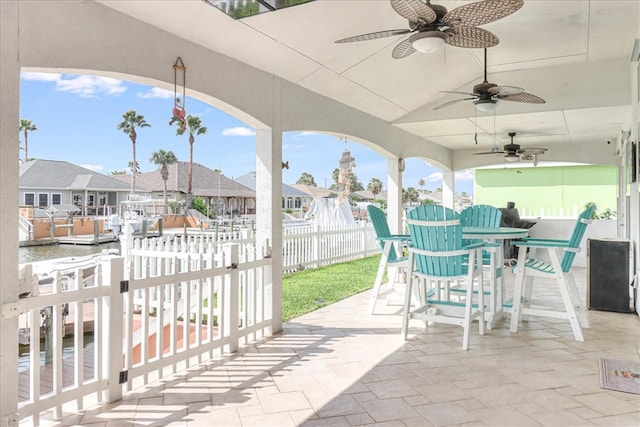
[282, 255, 383, 322]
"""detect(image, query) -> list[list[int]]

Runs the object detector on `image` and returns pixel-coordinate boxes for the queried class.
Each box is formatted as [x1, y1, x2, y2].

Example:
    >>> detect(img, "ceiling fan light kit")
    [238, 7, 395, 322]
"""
[474, 99, 499, 112]
[410, 31, 447, 53]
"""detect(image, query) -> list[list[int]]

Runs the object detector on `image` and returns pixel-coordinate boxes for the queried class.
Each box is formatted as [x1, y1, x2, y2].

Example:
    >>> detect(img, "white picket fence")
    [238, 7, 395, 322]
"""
[13, 221, 379, 425]
[282, 222, 379, 272]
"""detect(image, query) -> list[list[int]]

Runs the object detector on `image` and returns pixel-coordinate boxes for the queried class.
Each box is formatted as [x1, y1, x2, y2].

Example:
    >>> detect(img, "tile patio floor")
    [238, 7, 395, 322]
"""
[41, 268, 639, 426]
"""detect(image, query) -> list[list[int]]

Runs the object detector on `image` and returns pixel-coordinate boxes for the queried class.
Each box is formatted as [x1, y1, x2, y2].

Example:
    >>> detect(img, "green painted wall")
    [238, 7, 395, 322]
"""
[475, 165, 617, 217]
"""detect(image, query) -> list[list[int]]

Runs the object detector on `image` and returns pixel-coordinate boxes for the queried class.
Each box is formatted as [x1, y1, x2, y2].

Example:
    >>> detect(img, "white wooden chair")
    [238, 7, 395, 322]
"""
[367, 205, 410, 314]
[509, 206, 595, 341]
[401, 205, 485, 350]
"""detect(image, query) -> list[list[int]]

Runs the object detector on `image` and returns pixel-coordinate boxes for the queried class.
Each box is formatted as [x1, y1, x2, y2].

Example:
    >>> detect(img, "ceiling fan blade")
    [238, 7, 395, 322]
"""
[521, 147, 548, 154]
[500, 92, 546, 104]
[391, 0, 436, 24]
[335, 29, 411, 43]
[488, 85, 523, 96]
[392, 37, 416, 59]
[474, 150, 505, 155]
[433, 97, 477, 111]
[440, 90, 476, 96]
[443, 26, 499, 48]
[443, 0, 524, 27]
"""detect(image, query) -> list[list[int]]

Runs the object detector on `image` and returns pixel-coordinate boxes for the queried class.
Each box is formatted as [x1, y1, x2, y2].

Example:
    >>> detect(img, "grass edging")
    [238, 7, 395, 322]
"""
[282, 255, 383, 322]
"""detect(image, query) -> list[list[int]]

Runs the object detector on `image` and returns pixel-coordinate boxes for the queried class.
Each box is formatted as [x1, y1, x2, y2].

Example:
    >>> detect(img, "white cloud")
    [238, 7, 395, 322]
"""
[56, 75, 126, 97]
[289, 131, 321, 138]
[21, 72, 61, 82]
[21, 72, 126, 98]
[424, 170, 474, 183]
[137, 87, 173, 99]
[222, 126, 255, 136]
[80, 164, 105, 172]
[455, 170, 475, 181]
[283, 143, 305, 150]
[425, 172, 442, 182]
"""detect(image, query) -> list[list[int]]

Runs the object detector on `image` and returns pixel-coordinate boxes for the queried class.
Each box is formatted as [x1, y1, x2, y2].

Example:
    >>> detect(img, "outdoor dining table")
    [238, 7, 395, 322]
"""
[462, 226, 530, 328]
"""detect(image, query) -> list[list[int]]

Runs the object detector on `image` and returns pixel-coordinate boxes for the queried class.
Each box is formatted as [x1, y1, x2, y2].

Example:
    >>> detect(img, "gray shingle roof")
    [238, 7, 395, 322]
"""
[235, 172, 309, 197]
[125, 161, 255, 198]
[289, 184, 333, 198]
[19, 159, 136, 191]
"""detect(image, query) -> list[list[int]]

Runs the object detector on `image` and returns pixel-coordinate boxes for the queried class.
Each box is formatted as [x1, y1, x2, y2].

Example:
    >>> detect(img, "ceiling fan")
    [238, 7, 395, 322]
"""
[474, 132, 548, 165]
[334, 0, 524, 59]
[434, 48, 545, 111]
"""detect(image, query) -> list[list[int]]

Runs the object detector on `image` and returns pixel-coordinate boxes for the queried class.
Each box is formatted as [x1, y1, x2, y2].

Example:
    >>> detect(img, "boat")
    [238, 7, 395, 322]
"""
[104, 196, 163, 238]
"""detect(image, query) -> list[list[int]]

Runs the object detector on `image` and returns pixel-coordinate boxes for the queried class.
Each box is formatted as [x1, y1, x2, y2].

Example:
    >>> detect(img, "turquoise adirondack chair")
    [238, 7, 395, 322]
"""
[509, 206, 595, 341]
[460, 204, 503, 230]
[401, 205, 485, 350]
[459, 205, 503, 321]
[460, 204, 503, 265]
[367, 205, 411, 314]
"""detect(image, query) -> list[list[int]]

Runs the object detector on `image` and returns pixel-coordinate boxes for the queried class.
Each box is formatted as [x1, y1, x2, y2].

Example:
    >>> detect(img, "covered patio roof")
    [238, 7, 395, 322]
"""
[1, 2, 639, 424]
[92, 0, 637, 169]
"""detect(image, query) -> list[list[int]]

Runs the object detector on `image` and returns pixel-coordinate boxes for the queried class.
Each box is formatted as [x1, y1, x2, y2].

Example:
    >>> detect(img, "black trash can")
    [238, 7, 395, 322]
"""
[587, 238, 635, 313]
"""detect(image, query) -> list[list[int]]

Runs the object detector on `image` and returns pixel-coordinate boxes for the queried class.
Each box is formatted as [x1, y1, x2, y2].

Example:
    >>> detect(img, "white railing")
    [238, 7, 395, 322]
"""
[14, 239, 273, 426]
[518, 206, 582, 219]
[122, 241, 272, 394]
[15, 262, 115, 425]
[148, 222, 379, 274]
[12, 221, 378, 424]
[19, 214, 34, 241]
[282, 223, 379, 273]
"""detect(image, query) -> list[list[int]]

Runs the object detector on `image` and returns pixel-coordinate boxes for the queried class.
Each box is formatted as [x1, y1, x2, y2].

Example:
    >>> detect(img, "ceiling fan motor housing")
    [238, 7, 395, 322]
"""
[473, 82, 497, 94]
[504, 143, 521, 154]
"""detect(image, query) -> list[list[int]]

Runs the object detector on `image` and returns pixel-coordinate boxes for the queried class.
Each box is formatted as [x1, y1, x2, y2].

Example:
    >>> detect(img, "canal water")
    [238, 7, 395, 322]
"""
[19, 241, 121, 263]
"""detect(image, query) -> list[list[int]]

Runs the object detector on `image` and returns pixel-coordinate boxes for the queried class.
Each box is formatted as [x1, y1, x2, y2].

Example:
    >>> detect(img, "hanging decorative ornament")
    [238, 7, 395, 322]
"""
[169, 57, 187, 131]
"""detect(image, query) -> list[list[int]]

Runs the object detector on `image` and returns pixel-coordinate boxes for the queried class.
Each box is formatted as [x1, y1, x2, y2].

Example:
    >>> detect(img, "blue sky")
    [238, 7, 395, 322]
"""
[19, 72, 474, 194]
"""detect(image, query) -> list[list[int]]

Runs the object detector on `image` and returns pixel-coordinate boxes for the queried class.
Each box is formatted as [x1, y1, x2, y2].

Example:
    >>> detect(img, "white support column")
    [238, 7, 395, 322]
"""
[442, 170, 455, 210]
[0, 2, 20, 425]
[255, 79, 283, 334]
[387, 158, 403, 234]
[629, 48, 640, 303]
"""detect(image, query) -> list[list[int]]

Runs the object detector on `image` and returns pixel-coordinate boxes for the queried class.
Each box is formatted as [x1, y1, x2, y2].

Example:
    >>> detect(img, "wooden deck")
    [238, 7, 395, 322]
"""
[18, 342, 96, 401]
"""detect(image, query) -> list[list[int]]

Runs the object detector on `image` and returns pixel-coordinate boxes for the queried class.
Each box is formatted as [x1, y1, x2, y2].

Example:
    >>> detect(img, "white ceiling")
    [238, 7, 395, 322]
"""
[99, 0, 639, 167]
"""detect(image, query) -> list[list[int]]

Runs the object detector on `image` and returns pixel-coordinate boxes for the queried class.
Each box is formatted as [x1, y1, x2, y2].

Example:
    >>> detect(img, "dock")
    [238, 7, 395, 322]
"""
[56, 234, 118, 245]
[19, 238, 59, 248]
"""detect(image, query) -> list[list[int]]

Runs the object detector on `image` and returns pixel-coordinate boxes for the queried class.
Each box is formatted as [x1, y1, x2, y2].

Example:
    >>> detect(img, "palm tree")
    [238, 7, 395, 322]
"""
[128, 160, 140, 175]
[418, 178, 425, 192]
[331, 168, 340, 189]
[367, 178, 383, 197]
[348, 173, 364, 192]
[117, 110, 150, 194]
[403, 187, 420, 206]
[19, 119, 37, 163]
[149, 149, 178, 213]
[296, 172, 317, 186]
[172, 114, 207, 207]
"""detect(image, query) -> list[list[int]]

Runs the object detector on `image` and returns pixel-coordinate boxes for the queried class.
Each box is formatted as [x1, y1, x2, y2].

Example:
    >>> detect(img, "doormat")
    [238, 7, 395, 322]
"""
[598, 357, 640, 395]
